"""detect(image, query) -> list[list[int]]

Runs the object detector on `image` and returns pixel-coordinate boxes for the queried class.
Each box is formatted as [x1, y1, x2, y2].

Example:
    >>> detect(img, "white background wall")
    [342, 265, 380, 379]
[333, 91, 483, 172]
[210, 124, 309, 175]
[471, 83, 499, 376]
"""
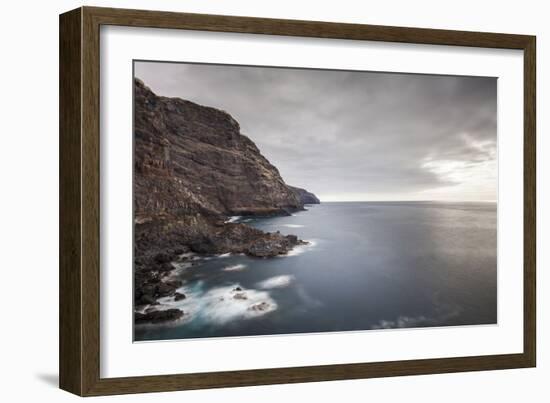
[0, 0, 546, 401]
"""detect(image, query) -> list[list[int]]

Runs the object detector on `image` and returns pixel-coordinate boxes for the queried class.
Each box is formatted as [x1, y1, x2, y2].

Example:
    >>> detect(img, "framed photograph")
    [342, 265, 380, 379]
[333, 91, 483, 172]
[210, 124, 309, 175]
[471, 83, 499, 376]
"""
[59, 6, 536, 396]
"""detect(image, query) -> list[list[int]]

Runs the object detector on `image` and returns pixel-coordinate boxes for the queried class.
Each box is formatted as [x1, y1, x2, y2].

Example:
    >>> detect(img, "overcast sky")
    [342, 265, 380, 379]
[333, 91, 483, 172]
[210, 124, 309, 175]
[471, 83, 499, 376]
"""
[135, 61, 497, 202]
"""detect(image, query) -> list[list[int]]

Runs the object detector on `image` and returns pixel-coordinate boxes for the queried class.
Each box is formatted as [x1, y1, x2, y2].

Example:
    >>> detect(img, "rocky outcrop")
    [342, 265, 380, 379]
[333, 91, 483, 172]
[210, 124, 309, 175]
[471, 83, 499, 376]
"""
[133, 78, 318, 314]
[134, 78, 307, 220]
[289, 186, 321, 205]
[174, 292, 186, 301]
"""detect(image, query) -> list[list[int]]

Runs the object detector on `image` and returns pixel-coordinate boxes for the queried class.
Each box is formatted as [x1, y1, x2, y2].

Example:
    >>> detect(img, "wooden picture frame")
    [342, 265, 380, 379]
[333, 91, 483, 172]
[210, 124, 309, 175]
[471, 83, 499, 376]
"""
[59, 6, 536, 396]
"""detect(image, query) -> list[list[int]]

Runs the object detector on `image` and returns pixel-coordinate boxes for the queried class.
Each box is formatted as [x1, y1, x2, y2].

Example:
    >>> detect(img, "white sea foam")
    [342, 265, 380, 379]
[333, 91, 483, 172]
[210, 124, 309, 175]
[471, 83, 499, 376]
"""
[224, 216, 241, 224]
[155, 283, 277, 325]
[371, 315, 430, 330]
[281, 224, 304, 228]
[284, 239, 318, 257]
[135, 305, 150, 314]
[222, 264, 247, 272]
[217, 252, 232, 258]
[296, 285, 323, 308]
[170, 261, 193, 271]
[257, 275, 295, 289]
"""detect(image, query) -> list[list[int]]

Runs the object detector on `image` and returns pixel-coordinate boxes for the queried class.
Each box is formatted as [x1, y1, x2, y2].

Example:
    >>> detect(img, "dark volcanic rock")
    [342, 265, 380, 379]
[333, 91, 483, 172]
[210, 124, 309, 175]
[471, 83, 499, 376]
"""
[134, 78, 306, 220]
[289, 186, 321, 204]
[154, 253, 172, 264]
[174, 292, 186, 301]
[133, 78, 315, 313]
[136, 294, 156, 306]
[248, 301, 271, 312]
[245, 235, 304, 257]
[135, 309, 184, 324]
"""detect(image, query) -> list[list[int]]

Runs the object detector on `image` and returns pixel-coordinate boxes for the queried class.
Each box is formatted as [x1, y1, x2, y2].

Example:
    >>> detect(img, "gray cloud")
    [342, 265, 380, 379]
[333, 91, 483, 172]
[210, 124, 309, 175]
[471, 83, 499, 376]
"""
[135, 61, 497, 201]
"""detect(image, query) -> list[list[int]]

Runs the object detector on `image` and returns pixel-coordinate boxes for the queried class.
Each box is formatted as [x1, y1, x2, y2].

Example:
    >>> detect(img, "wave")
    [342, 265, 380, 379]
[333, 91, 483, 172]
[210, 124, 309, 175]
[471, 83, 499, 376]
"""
[280, 224, 304, 228]
[154, 283, 277, 325]
[284, 239, 318, 257]
[222, 264, 247, 272]
[257, 275, 295, 289]
[371, 304, 462, 330]
[224, 216, 242, 223]
[371, 315, 430, 329]
[170, 261, 193, 272]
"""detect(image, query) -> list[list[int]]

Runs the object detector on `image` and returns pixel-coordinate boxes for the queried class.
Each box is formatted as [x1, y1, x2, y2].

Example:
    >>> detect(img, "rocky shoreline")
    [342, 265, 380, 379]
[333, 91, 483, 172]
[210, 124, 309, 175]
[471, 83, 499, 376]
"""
[133, 78, 318, 324]
[133, 214, 310, 323]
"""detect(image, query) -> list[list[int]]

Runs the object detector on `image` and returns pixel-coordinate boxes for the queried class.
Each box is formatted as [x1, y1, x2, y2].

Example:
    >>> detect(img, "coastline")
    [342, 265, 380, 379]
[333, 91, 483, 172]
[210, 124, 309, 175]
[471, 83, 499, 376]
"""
[135, 201, 496, 341]
[133, 78, 321, 325]
[134, 210, 310, 324]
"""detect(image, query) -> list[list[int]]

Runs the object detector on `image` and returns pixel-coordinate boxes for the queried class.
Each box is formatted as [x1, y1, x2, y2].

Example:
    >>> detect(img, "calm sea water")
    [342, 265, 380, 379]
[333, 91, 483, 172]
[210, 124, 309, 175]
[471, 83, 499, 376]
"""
[134, 201, 497, 341]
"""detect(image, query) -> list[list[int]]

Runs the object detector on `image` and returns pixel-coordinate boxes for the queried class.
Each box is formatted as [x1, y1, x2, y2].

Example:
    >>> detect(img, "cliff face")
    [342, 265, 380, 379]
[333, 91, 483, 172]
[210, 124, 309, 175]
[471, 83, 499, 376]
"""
[134, 78, 306, 220]
[289, 186, 321, 205]
[133, 78, 319, 309]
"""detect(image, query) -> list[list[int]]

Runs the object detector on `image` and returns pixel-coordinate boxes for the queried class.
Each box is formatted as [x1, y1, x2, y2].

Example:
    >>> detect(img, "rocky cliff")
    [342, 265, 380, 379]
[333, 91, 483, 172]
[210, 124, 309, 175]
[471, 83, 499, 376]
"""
[289, 186, 321, 205]
[134, 78, 307, 220]
[133, 78, 319, 311]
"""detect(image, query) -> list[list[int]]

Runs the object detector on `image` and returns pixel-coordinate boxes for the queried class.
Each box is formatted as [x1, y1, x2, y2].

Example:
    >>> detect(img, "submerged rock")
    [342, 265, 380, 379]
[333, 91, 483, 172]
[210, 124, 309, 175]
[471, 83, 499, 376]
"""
[248, 301, 272, 312]
[174, 292, 186, 301]
[233, 292, 248, 300]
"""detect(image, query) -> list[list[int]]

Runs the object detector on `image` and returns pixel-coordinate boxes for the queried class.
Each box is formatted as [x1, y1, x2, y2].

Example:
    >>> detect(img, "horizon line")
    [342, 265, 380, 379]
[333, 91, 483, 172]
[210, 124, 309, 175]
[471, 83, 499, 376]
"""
[316, 199, 497, 203]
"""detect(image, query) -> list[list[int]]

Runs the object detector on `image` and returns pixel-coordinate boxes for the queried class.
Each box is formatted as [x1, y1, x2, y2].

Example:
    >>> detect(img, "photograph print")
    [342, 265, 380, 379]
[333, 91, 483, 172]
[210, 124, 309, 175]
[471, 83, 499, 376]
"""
[133, 61, 497, 342]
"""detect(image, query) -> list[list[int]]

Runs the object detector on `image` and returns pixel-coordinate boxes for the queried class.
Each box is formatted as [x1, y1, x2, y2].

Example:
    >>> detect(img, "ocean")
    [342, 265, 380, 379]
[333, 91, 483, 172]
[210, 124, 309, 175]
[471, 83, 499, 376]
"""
[134, 201, 497, 341]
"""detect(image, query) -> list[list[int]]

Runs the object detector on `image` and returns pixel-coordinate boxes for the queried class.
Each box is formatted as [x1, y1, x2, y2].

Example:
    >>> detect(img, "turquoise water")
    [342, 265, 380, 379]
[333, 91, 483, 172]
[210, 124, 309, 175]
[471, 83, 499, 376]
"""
[134, 201, 497, 341]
